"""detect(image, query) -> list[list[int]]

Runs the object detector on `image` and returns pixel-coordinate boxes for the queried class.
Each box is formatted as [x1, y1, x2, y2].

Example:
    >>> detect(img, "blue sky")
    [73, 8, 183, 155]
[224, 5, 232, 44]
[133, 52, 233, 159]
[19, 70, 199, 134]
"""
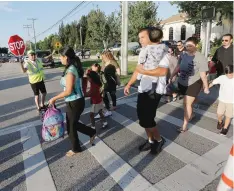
[0, 1, 178, 47]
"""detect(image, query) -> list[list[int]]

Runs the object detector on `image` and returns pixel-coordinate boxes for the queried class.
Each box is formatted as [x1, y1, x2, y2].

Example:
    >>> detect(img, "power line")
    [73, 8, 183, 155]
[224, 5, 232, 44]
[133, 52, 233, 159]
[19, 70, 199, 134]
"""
[34, 1, 85, 39]
[68, 1, 92, 19]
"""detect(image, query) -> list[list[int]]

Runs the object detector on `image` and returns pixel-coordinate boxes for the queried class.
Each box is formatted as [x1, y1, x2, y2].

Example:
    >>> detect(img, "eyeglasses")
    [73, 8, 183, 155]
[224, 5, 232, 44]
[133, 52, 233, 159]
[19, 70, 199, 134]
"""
[222, 39, 229, 42]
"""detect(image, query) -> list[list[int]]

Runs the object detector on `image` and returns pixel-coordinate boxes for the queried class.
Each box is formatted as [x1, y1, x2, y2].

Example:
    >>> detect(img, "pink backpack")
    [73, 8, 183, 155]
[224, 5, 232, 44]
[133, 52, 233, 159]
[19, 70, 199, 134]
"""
[42, 105, 65, 142]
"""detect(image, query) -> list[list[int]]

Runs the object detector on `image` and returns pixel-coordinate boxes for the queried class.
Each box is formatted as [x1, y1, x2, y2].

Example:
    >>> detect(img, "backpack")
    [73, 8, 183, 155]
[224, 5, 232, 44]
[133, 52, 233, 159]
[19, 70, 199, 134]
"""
[42, 105, 65, 142]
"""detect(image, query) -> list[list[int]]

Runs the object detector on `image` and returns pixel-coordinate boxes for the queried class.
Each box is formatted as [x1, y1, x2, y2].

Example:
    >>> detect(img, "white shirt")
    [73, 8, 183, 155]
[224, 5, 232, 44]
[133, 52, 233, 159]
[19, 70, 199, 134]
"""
[212, 75, 234, 104]
[23, 60, 37, 69]
[137, 44, 169, 94]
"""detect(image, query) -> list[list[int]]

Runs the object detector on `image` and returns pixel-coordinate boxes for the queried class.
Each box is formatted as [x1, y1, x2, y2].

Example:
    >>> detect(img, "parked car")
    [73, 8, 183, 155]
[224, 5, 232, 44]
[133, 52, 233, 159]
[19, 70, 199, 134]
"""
[0, 56, 9, 63]
[76, 49, 91, 58]
[135, 47, 142, 55]
[9, 57, 18, 63]
[35, 50, 55, 68]
[109, 43, 121, 52]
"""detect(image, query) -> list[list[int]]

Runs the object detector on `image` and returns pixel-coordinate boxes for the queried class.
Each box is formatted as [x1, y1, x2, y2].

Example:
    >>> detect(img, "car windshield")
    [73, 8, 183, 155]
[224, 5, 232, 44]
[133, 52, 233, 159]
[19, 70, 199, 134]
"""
[36, 51, 50, 58]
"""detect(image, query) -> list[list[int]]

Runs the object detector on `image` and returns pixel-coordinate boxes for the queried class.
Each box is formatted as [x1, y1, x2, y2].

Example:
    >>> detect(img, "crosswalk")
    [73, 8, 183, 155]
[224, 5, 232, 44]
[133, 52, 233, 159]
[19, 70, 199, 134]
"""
[0, 92, 233, 191]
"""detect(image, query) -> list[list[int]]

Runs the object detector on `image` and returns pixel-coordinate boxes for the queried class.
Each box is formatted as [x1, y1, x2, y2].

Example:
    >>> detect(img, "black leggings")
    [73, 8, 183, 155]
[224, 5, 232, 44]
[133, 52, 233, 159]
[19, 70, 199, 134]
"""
[66, 98, 96, 152]
[103, 90, 116, 110]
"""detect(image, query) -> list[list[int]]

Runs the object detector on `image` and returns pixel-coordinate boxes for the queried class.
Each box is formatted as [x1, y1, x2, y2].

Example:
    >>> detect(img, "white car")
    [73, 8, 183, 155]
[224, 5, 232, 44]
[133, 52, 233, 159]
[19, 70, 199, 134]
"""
[9, 57, 18, 63]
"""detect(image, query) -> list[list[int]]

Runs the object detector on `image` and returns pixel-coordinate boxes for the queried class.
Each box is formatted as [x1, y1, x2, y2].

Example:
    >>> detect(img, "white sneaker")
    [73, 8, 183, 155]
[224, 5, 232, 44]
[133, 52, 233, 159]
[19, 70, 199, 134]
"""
[104, 111, 112, 117]
[102, 122, 108, 128]
[94, 110, 112, 119]
[94, 114, 101, 119]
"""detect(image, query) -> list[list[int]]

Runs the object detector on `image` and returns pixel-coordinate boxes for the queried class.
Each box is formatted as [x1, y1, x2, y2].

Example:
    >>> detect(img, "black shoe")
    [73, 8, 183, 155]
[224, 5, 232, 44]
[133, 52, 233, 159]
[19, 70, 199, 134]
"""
[220, 128, 228, 136]
[150, 137, 166, 155]
[139, 140, 151, 151]
[217, 121, 224, 130]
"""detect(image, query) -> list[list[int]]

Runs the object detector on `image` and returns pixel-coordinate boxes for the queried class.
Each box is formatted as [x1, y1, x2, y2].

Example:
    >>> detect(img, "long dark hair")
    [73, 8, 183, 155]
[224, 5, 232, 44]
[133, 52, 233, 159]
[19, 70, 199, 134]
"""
[87, 71, 102, 86]
[61, 47, 84, 78]
[93, 63, 101, 73]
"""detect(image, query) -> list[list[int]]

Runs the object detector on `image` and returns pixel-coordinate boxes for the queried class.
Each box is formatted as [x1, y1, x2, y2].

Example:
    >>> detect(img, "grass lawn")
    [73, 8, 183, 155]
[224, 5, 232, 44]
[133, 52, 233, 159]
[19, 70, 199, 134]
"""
[57, 59, 137, 85]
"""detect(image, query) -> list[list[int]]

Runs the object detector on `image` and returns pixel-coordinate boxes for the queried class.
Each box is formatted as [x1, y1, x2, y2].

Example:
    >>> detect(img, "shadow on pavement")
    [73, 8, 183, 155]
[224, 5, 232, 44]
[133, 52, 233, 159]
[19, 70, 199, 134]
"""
[0, 72, 62, 91]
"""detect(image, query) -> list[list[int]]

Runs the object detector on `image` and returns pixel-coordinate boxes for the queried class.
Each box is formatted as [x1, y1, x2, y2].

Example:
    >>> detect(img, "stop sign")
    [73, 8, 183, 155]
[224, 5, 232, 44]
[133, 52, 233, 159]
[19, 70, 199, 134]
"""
[8, 35, 26, 56]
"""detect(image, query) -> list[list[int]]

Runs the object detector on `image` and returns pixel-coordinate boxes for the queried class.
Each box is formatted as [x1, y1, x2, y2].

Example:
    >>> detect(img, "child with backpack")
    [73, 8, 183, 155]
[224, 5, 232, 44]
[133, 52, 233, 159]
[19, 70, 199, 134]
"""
[85, 64, 108, 129]
[209, 65, 234, 136]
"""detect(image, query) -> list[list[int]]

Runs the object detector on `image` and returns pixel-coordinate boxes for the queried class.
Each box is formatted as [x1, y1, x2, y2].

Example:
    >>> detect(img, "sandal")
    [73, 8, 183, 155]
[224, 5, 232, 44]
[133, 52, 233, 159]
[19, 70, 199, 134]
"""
[172, 96, 177, 102]
[90, 134, 96, 146]
[177, 128, 188, 133]
[66, 150, 79, 157]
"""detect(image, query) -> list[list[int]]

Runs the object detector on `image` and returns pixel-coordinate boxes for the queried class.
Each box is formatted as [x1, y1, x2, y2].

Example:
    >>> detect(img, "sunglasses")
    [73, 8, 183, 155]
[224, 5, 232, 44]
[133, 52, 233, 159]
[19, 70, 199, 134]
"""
[222, 39, 229, 42]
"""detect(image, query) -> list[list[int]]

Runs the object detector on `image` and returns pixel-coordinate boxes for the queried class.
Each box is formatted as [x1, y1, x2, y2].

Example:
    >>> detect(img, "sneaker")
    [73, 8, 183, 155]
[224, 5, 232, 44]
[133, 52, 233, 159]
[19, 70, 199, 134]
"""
[220, 128, 228, 136]
[104, 110, 112, 117]
[94, 114, 101, 119]
[217, 121, 224, 130]
[150, 137, 166, 155]
[138, 140, 152, 151]
[94, 111, 112, 119]
[102, 122, 108, 129]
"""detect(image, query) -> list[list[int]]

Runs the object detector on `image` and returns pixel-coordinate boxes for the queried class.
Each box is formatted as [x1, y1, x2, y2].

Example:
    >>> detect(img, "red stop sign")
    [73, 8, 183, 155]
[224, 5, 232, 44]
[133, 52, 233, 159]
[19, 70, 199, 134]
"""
[8, 35, 26, 56]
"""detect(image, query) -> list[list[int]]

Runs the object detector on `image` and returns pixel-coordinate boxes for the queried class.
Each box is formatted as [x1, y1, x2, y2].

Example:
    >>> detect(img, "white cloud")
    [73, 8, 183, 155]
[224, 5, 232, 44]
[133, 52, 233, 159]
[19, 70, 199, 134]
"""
[0, 2, 18, 12]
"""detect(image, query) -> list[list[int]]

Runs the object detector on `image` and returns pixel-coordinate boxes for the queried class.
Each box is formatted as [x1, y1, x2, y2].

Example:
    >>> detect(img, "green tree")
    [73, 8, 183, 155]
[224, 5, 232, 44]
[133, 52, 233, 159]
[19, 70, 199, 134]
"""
[171, 1, 233, 24]
[58, 22, 66, 46]
[128, 1, 161, 41]
[85, 9, 107, 49]
[79, 15, 88, 48]
[0, 47, 8, 54]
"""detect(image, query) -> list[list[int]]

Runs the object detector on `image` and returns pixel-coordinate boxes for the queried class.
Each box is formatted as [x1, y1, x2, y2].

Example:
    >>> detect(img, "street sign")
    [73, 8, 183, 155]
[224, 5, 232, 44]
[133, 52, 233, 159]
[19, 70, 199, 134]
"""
[55, 42, 62, 49]
[202, 7, 216, 20]
[8, 35, 26, 56]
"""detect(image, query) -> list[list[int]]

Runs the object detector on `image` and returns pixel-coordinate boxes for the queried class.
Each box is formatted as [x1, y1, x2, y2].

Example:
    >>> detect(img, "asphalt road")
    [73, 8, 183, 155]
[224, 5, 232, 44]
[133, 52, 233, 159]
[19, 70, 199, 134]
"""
[0, 62, 233, 191]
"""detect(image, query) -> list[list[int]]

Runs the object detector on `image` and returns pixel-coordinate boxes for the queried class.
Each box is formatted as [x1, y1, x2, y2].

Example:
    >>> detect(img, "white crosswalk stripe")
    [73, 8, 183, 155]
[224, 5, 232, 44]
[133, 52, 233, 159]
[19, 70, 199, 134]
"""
[78, 135, 158, 191]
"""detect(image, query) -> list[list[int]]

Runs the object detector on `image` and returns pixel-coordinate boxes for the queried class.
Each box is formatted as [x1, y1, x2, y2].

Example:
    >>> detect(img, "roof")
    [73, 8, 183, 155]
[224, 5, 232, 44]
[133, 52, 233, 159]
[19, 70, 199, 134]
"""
[161, 13, 187, 24]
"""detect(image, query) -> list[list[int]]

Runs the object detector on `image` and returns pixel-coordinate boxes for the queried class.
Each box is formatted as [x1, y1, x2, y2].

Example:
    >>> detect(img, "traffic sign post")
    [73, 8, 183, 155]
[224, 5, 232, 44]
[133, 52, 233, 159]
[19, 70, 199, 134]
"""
[8, 35, 26, 57]
[201, 7, 216, 57]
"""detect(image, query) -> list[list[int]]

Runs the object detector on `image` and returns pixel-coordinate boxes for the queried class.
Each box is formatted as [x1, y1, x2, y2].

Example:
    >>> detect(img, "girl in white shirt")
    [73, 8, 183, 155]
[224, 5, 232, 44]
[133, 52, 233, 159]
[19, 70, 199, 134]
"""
[209, 65, 234, 136]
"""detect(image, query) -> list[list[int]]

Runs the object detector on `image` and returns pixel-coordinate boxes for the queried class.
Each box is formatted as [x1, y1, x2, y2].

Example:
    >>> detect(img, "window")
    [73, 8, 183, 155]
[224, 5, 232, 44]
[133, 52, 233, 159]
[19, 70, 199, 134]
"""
[169, 27, 173, 40]
[181, 25, 186, 40]
[195, 23, 201, 39]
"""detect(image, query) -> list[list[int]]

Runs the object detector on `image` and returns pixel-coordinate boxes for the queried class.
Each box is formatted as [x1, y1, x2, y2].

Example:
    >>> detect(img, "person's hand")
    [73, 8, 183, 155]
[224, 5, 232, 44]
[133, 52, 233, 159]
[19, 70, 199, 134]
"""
[204, 88, 210, 94]
[168, 78, 173, 84]
[124, 84, 131, 96]
[135, 64, 144, 74]
[48, 98, 56, 106]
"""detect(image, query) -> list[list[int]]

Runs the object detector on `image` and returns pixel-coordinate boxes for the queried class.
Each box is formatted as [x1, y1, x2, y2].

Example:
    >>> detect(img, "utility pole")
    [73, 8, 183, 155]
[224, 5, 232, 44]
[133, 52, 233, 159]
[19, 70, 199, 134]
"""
[23, 24, 32, 50]
[80, 26, 82, 47]
[121, 1, 128, 76]
[205, 20, 212, 57]
[28, 18, 37, 51]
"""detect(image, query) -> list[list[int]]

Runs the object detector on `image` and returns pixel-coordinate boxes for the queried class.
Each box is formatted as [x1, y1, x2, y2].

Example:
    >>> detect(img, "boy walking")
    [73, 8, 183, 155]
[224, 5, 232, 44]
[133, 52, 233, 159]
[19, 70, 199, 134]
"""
[209, 65, 234, 136]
